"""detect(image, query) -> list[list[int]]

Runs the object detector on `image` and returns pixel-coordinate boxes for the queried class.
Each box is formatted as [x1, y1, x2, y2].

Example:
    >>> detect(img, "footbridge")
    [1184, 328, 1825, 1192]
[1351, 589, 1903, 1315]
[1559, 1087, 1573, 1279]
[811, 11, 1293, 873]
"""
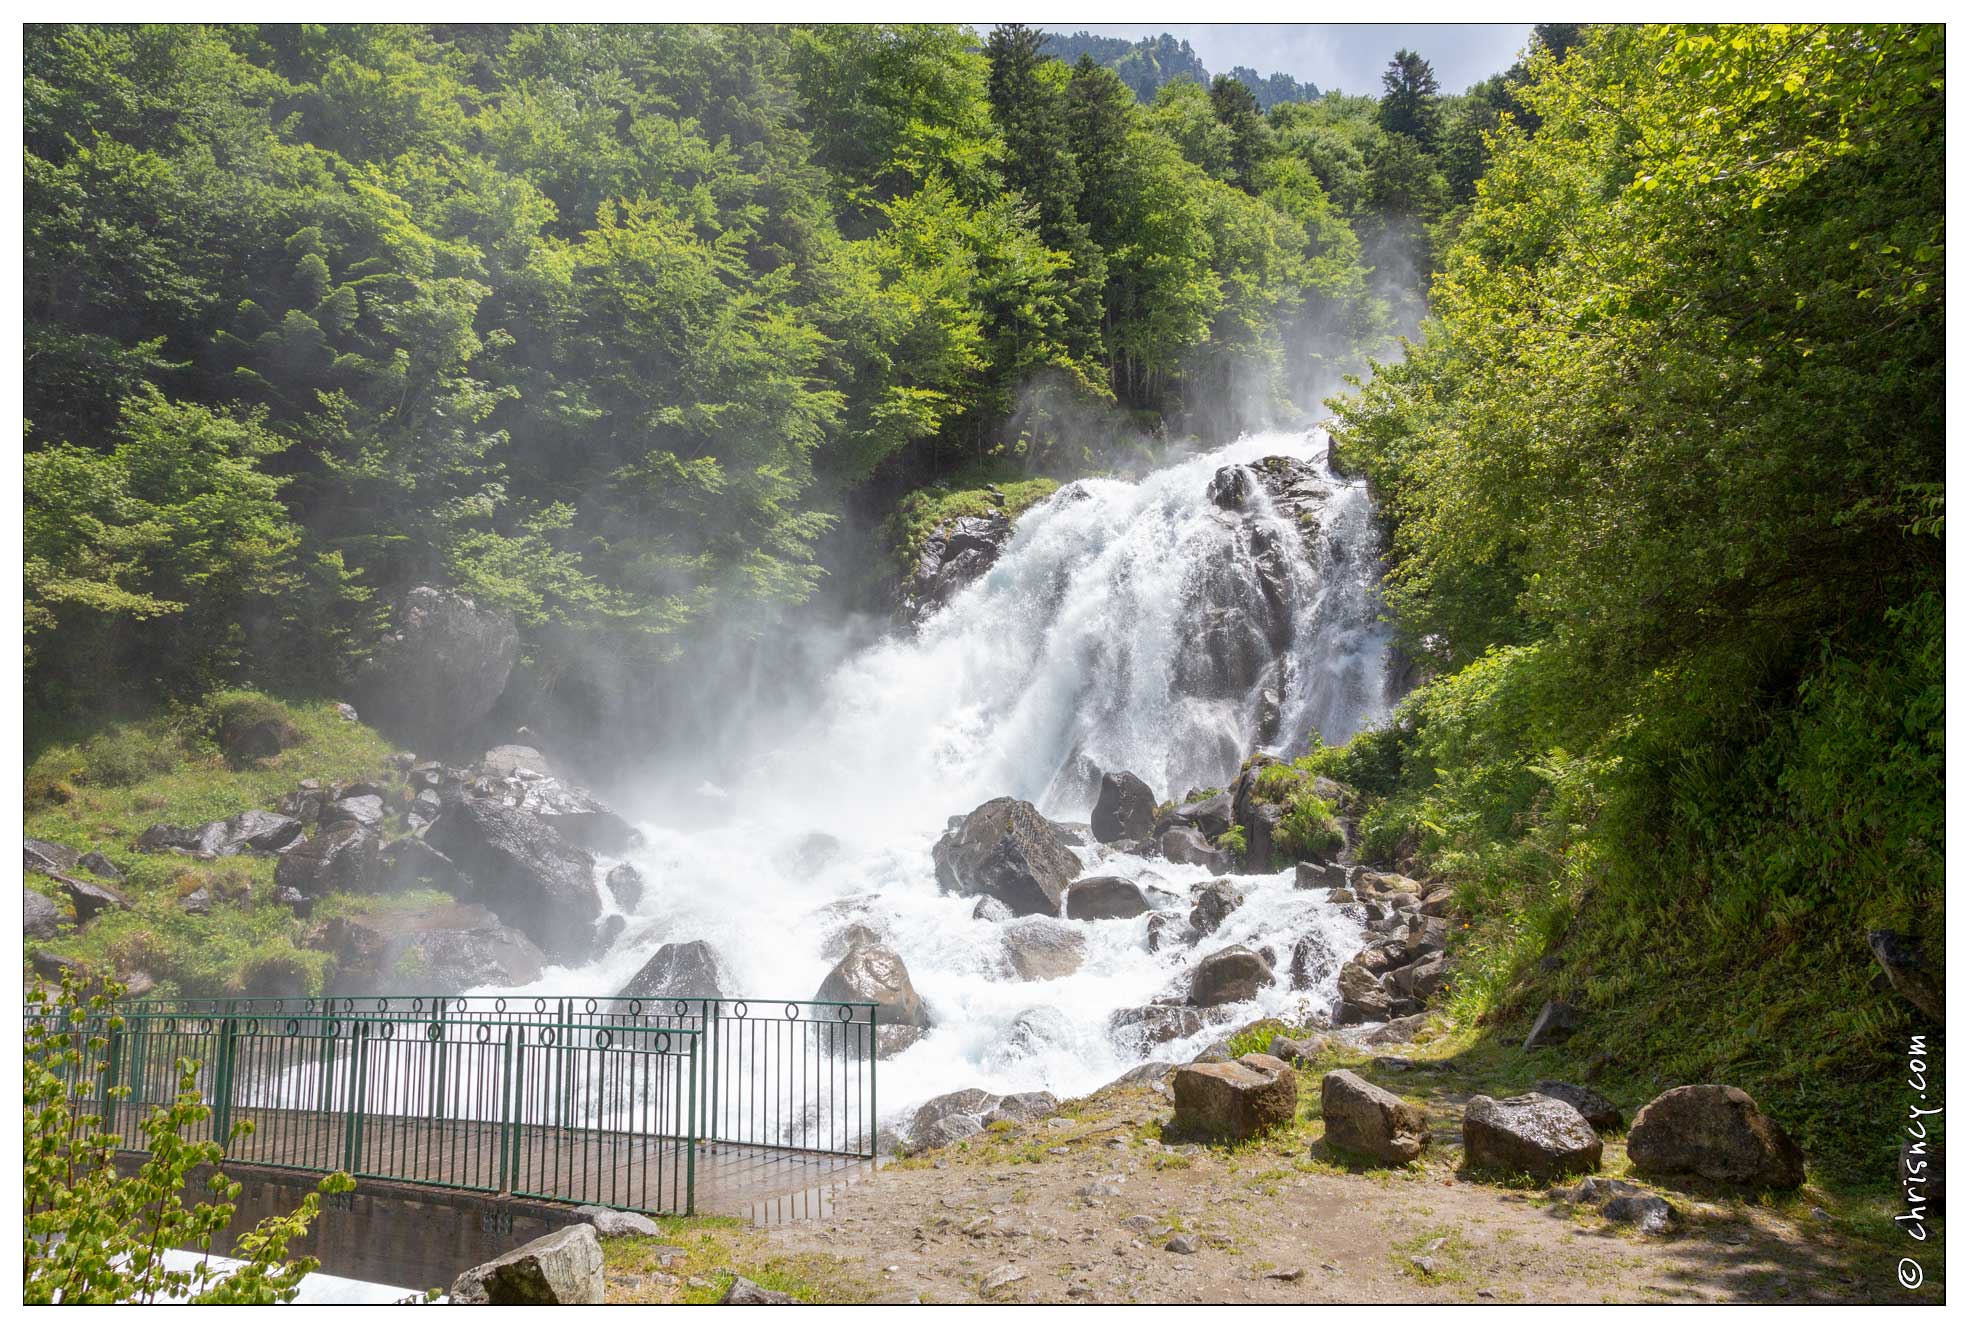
[41, 994, 881, 1223]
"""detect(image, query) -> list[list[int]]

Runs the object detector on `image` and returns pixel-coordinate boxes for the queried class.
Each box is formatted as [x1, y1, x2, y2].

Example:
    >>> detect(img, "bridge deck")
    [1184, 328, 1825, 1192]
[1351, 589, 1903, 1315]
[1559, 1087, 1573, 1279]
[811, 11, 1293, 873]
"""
[124, 1104, 873, 1221]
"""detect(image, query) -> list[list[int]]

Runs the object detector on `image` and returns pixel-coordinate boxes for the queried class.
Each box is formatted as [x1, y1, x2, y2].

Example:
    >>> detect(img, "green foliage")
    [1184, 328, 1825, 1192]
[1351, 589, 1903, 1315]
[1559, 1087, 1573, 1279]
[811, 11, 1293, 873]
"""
[1326, 23, 1944, 1184]
[24, 21, 1410, 730]
[24, 972, 353, 1303]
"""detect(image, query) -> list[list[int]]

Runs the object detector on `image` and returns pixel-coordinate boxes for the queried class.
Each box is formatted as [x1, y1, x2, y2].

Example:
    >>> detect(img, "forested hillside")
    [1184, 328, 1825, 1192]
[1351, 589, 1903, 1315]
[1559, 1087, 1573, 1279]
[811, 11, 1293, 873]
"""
[1323, 23, 1944, 1179]
[24, 22, 1525, 741]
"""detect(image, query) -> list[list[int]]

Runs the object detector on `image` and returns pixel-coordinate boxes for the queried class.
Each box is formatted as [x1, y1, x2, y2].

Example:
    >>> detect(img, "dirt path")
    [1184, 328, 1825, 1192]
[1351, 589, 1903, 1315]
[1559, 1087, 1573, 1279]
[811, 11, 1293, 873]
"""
[738, 1059, 1933, 1305]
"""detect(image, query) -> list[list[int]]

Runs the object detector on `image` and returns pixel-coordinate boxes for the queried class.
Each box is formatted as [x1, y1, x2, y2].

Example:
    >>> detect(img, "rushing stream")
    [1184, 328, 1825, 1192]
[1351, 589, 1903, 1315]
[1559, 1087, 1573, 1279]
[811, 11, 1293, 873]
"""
[498, 427, 1400, 1122]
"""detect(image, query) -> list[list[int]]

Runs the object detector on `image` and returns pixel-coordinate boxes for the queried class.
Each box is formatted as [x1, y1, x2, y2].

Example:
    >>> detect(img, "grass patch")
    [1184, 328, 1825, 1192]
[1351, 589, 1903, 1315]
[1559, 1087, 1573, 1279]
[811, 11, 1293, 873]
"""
[601, 1217, 878, 1305]
[886, 469, 1061, 579]
[23, 690, 408, 996]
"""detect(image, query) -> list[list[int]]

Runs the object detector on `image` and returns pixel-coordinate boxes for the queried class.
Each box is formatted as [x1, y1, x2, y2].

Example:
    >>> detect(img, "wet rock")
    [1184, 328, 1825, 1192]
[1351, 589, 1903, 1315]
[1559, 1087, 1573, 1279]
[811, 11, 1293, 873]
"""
[379, 835, 467, 893]
[1188, 880, 1245, 934]
[815, 942, 931, 1037]
[311, 904, 544, 994]
[355, 585, 519, 749]
[77, 851, 123, 883]
[902, 512, 1013, 622]
[136, 810, 306, 860]
[1522, 1000, 1584, 1050]
[617, 940, 732, 1001]
[1165, 791, 1234, 841]
[1187, 945, 1274, 1006]
[1463, 1093, 1604, 1181]
[1626, 1084, 1805, 1189]
[721, 1276, 796, 1305]
[481, 744, 549, 777]
[1533, 1080, 1623, 1132]
[1091, 770, 1156, 844]
[1108, 1004, 1210, 1051]
[323, 794, 385, 829]
[999, 917, 1088, 981]
[25, 888, 64, 939]
[449, 1223, 603, 1305]
[1172, 1053, 1297, 1141]
[1336, 960, 1392, 1024]
[1289, 933, 1340, 991]
[605, 862, 644, 911]
[425, 796, 601, 965]
[972, 897, 1014, 923]
[784, 831, 843, 877]
[1065, 876, 1153, 921]
[1144, 910, 1192, 953]
[275, 823, 384, 899]
[1869, 929, 1943, 1023]
[1295, 860, 1346, 892]
[1159, 826, 1232, 872]
[1321, 1070, 1427, 1164]
[1207, 464, 1256, 510]
[934, 797, 1080, 917]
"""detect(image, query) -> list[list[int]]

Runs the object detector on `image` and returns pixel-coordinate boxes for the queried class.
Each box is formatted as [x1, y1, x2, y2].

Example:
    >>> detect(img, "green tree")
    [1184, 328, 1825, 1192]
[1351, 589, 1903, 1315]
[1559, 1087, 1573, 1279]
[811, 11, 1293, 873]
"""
[1376, 48, 1441, 146]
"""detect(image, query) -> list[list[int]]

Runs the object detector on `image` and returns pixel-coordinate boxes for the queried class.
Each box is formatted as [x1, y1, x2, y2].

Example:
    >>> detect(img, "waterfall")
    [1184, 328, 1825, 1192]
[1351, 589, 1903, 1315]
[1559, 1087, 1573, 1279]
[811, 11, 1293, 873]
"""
[514, 427, 1400, 1119]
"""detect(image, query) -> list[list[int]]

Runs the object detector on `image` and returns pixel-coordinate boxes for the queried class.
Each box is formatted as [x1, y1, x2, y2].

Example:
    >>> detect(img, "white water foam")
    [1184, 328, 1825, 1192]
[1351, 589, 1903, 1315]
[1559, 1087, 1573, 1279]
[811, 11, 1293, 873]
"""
[496, 428, 1396, 1123]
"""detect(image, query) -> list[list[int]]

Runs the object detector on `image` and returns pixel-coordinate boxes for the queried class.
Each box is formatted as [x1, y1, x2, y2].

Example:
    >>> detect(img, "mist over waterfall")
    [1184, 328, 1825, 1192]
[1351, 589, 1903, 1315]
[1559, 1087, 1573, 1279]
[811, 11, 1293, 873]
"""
[522, 427, 1401, 1120]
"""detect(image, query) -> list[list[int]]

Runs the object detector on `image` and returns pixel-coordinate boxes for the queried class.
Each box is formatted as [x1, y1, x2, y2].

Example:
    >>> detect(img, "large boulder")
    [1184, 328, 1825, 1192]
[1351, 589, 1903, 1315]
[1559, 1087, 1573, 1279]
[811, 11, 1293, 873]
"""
[1065, 876, 1152, 921]
[605, 862, 645, 911]
[1533, 1079, 1623, 1132]
[1868, 929, 1944, 1023]
[425, 796, 602, 965]
[1171, 1053, 1298, 1141]
[1626, 1084, 1806, 1189]
[1158, 826, 1233, 872]
[24, 839, 80, 874]
[1320, 1070, 1427, 1164]
[449, 1224, 603, 1305]
[1289, 933, 1340, 991]
[1336, 960, 1392, 1024]
[1164, 791, 1234, 841]
[901, 511, 1013, 622]
[323, 794, 385, 830]
[311, 904, 544, 994]
[617, 940, 732, 1000]
[1091, 771, 1156, 845]
[136, 810, 305, 860]
[1462, 1093, 1604, 1181]
[1187, 945, 1274, 1006]
[354, 585, 519, 748]
[25, 888, 65, 939]
[274, 823, 384, 898]
[815, 942, 931, 1035]
[1001, 918, 1087, 981]
[909, 1088, 1000, 1141]
[933, 797, 1080, 917]
[1188, 880, 1245, 934]
[379, 835, 469, 893]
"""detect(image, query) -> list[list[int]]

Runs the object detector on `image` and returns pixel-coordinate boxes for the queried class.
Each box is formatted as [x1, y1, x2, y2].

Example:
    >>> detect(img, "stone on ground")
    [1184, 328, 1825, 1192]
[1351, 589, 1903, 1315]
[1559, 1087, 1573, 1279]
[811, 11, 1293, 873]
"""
[1533, 1079, 1624, 1131]
[1522, 999, 1584, 1050]
[1170, 1053, 1297, 1141]
[721, 1275, 796, 1304]
[448, 1223, 604, 1305]
[1320, 1069, 1427, 1164]
[1626, 1084, 1806, 1189]
[573, 1205, 661, 1238]
[1462, 1093, 1604, 1181]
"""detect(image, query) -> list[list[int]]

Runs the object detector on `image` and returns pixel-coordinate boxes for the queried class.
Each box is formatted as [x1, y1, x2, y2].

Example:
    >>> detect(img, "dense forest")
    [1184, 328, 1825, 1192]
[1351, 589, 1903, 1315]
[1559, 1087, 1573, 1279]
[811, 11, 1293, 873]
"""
[1040, 29, 1323, 109]
[1322, 23, 1944, 1173]
[23, 22, 1536, 738]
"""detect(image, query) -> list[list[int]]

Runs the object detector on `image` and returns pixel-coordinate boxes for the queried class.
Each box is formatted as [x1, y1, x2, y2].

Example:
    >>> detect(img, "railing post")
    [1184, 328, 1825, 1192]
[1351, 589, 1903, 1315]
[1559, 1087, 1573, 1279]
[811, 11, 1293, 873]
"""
[499, 1026, 520, 1195]
[685, 1031, 698, 1215]
[867, 1005, 878, 1159]
[343, 1020, 369, 1175]
[211, 1018, 238, 1152]
[706, 1000, 719, 1145]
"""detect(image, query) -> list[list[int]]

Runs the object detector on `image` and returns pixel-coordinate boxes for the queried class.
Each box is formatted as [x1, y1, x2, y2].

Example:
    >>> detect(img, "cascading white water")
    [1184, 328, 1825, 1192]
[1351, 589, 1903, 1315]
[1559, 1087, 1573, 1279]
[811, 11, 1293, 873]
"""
[504, 427, 1399, 1122]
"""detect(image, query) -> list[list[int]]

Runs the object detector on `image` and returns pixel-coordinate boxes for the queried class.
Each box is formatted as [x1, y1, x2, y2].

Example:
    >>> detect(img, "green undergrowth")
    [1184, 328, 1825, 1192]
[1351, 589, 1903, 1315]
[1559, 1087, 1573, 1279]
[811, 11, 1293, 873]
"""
[886, 464, 1063, 579]
[23, 690, 414, 996]
[1245, 750, 1346, 863]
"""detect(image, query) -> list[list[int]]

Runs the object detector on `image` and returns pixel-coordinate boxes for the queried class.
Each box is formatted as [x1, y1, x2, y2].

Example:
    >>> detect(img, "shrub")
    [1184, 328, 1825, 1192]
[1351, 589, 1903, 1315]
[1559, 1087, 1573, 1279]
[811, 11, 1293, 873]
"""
[23, 972, 352, 1303]
[76, 725, 185, 786]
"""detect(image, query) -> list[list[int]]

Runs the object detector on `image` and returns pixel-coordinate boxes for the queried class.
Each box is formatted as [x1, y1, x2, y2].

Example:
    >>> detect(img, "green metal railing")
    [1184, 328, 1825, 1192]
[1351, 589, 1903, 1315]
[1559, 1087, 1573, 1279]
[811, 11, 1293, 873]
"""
[30, 993, 879, 1216]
